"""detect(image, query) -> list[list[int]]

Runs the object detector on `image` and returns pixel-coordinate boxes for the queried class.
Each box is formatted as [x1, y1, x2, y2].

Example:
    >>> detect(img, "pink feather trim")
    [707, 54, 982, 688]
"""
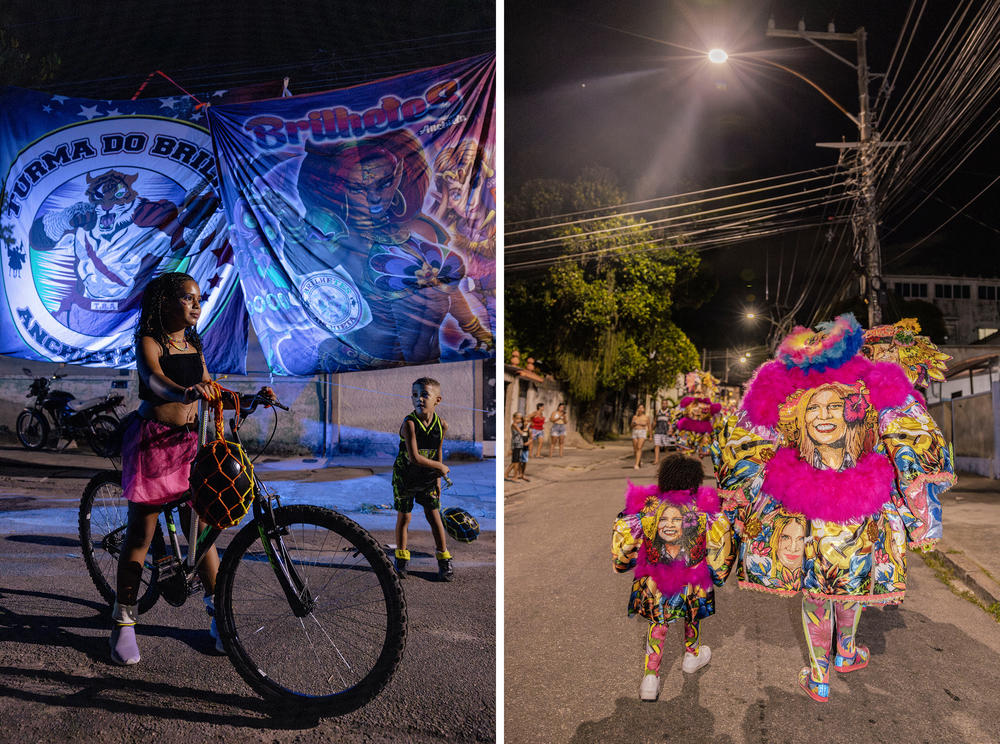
[677, 417, 713, 434]
[635, 550, 713, 595]
[623, 483, 720, 513]
[742, 357, 912, 427]
[762, 448, 894, 521]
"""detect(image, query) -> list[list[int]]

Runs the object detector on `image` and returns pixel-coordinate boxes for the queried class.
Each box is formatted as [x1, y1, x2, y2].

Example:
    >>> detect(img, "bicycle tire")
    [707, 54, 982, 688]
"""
[78, 470, 164, 614]
[16, 410, 49, 450]
[87, 414, 120, 458]
[216, 504, 406, 714]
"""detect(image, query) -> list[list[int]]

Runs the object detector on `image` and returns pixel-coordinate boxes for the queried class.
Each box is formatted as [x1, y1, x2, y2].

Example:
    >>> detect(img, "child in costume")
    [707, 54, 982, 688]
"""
[713, 314, 954, 702]
[677, 371, 722, 459]
[612, 454, 735, 701]
[393, 377, 454, 581]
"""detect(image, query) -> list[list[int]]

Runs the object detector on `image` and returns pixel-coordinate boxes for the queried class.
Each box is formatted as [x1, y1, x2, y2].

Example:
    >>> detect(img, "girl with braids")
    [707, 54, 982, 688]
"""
[110, 272, 226, 665]
[612, 454, 735, 701]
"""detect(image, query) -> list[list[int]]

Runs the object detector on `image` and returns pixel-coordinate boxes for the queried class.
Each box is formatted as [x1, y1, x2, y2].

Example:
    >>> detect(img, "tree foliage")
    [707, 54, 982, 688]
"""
[0, 20, 60, 88]
[507, 169, 702, 403]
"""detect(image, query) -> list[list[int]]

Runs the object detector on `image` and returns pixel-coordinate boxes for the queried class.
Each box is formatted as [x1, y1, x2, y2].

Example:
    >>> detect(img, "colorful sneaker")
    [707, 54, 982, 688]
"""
[681, 645, 711, 673]
[639, 673, 660, 701]
[394, 548, 410, 578]
[834, 646, 869, 673]
[798, 667, 829, 702]
[436, 550, 454, 582]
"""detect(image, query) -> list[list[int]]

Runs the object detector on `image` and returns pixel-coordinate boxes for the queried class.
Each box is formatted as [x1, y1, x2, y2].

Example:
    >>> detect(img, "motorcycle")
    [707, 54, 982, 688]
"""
[16, 368, 125, 457]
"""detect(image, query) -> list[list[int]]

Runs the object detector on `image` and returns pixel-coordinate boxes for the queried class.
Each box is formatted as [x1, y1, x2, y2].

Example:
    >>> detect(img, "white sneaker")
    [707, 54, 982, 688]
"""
[209, 618, 225, 654]
[682, 645, 711, 673]
[639, 673, 660, 701]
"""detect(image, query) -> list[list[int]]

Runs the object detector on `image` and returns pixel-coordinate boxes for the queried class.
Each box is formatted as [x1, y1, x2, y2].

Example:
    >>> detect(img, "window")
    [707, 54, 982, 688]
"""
[935, 284, 952, 299]
[979, 285, 997, 301]
[917, 283, 928, 297]
[897, 282, 910, 298]
[955, 284, 970, 299]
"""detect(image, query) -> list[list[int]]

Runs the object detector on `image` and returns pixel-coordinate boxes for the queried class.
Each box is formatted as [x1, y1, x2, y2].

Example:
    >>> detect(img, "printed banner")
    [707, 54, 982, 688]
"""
[0, 87, 247, 372]
[208, 54, 495, 375]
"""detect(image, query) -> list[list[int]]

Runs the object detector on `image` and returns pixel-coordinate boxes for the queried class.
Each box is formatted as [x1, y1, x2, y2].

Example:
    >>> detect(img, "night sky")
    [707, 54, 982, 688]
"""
[505, 0, 1000, 359]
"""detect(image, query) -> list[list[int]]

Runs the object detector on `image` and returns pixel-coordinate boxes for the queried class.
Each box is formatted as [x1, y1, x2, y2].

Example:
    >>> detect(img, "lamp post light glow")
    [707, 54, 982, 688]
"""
[708, 48, 729, 64]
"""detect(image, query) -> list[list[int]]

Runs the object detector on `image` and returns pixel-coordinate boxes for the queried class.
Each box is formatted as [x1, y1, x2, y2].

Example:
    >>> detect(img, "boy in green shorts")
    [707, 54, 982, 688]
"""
[393, 377, 453, 581]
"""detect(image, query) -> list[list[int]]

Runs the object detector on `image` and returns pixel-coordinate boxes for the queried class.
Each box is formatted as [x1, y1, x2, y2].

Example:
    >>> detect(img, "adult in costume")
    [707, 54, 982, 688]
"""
[712, 314, 954, 701]
[677, 371, 722, 459]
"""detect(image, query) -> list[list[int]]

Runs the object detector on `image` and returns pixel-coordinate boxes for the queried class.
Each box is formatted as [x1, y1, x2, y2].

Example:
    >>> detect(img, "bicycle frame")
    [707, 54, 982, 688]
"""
[156, 392, 315, 615]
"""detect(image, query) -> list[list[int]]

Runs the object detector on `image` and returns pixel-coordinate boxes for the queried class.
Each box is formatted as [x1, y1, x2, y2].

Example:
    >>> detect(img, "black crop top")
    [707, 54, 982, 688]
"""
[138, 351, 204, 404]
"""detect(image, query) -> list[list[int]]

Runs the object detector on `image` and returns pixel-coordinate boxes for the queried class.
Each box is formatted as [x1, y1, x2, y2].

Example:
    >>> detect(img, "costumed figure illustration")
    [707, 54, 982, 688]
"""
[6, 241, 26, 277]
[27, 170, 223, 336]
[431, 140, 496, 328]
[712, 313, 955, 702]
[677, 371, 722, 458]
[612, 454, 735, 701]
[289, 129, 494, 368]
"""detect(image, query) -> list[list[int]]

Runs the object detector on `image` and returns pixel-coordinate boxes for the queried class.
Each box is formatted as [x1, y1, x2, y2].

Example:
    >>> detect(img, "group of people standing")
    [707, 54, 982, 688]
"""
[614, 315, 955, 704]
[504, 402, 568, 481]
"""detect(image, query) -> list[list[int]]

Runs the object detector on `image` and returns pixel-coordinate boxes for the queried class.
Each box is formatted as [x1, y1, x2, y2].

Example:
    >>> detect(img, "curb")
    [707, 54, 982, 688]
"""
[930, 548, 1000, 607]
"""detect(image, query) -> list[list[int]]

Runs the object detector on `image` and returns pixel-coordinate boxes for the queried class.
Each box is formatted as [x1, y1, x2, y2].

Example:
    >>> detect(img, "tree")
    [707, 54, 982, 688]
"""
[0, 18, 60, 88]
[507, 168, 704, 437]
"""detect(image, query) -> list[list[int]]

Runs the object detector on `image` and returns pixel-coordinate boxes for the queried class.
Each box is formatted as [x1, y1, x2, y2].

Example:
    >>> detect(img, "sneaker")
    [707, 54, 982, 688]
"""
[109, 624, 141, 665]
[639, 673, 660, 701]
[798, 667, 829, 702]
[208, 618, 226, 654]
[438, 557, 454, 581]
[681, 645, 711, 673]
[834, 646, 869, 673]
[394, 556, 408, 578]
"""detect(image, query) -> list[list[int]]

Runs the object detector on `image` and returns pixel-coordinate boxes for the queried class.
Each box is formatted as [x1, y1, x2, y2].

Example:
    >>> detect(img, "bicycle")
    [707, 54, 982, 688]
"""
[78, 389, 407, 715]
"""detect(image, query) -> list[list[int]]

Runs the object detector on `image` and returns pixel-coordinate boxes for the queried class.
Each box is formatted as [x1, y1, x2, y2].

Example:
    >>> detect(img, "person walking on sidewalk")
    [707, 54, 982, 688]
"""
[528, 403, 546, 457]
[652, 399, 675, 466]
[713, 314, 954, 703]
[612, 454, 734, 701]
[548, 402, 568, 457]
[630, 405, 649, 469]
[505, 412, 530, 481]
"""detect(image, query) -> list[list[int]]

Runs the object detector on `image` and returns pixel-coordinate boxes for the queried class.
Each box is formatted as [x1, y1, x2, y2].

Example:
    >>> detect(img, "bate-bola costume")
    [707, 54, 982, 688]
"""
[677, 371, 722, 458]
[612, 482, 734, 699]
[712, 314, 954, 701]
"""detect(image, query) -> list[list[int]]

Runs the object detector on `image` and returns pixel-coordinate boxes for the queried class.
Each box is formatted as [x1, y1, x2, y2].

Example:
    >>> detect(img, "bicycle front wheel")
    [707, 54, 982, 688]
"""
[78, 470, 164, 614]
[216, 505, 406, 714]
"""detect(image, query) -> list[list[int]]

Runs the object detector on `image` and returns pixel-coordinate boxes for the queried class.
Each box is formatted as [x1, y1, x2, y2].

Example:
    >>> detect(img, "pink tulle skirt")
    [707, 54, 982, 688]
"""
[121, 415, 198, 506]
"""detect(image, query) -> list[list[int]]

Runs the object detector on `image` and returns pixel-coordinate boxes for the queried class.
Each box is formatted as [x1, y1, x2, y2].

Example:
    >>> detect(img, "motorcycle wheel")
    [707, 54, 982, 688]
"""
[16, 410, 49, 450]
[87, 414, 120, 458]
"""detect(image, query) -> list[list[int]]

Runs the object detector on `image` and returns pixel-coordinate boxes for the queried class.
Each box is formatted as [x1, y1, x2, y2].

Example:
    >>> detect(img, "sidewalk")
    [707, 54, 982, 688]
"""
[0, 443, 496, 533]
[503, 438, 1000, 606]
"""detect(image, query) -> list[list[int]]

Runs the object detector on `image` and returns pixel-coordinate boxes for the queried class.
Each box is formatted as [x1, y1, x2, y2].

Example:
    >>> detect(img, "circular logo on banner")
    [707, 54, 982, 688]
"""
[299, 270, 367, 334]
[0, 116, 221, 366]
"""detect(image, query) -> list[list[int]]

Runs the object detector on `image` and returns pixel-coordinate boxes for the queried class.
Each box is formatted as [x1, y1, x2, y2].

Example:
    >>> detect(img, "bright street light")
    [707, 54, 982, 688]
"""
[745, 312, 756, 319]
[708, 48, 728, 64]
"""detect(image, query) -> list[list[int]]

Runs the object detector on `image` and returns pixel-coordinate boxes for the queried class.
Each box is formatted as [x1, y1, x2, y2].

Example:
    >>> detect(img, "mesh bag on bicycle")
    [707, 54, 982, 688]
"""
[190, 390, 256, 529]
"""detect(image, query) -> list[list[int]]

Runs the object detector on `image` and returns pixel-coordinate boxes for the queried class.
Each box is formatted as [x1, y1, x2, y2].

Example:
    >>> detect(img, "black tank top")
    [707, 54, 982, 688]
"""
[138, 349, 204, 404]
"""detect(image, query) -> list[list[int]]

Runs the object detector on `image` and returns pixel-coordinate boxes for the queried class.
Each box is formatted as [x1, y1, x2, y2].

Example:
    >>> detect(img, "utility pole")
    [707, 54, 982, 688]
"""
[766, 22, 883, 327]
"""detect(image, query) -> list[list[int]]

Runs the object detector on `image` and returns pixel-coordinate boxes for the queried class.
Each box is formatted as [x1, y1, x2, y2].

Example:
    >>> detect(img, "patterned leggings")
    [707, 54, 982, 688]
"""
[644, 620, 701, 674]
[801, 598, 862, 683]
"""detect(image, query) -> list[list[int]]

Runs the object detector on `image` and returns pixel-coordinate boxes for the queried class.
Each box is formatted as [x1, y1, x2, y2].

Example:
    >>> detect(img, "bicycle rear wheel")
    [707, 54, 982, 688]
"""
[216, 504, 406, 715]
[78, 470, 164, 614]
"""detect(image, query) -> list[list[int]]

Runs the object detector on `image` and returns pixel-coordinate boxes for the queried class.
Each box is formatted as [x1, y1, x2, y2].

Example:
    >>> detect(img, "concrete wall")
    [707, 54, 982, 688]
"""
[0, 345, 492, 458]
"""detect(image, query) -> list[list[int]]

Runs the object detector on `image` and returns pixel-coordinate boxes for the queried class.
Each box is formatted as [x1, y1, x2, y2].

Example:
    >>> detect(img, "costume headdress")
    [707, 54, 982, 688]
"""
[862, 318, 950, 391]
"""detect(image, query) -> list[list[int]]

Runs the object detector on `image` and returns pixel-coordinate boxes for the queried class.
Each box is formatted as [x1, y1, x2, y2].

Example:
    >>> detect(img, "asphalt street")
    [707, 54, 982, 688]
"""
[504, 440, 1000, 744]
[0, 446, 496, 743]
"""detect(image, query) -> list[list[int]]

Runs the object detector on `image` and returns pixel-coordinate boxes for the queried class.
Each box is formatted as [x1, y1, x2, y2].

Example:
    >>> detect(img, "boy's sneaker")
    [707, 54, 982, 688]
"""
[436, 550, 454, 582]
[394, 548, 410, 578]
[681, 645, 711, 673]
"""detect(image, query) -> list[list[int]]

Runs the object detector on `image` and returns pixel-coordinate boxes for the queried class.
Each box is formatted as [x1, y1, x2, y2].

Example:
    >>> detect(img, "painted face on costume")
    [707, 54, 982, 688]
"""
[777, 520, 806, 570]
[864, 342, 899, 365]
[805, 388, 847, 446]
[689, 400, 710, 420]
[657, 505, 683, 544]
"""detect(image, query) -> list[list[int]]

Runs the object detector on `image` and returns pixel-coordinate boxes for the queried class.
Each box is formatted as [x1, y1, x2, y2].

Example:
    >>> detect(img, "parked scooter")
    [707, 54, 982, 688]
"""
[16, 368, 125, 456]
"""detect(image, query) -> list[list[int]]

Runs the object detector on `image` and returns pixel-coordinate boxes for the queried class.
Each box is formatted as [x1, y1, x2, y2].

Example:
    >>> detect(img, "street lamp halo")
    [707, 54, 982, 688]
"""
[708, 48, 729, 64]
